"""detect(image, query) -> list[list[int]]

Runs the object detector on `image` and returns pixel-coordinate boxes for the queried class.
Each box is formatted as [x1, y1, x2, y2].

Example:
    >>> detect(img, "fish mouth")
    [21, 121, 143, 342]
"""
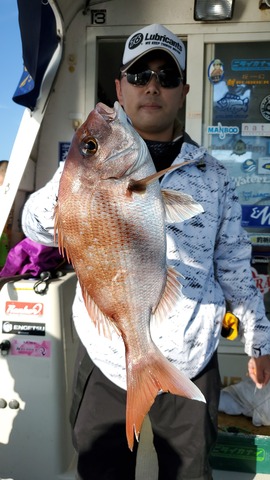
[96, 102, 116, 121]
[95, 101, 148, 179]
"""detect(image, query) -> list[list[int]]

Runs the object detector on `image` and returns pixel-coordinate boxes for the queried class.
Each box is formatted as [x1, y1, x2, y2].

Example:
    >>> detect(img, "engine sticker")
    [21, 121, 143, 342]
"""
[2, 321, 46, 336]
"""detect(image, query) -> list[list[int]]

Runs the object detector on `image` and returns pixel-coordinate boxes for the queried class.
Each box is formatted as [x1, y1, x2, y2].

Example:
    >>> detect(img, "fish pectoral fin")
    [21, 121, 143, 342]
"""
[54, 203, 72, 262]
[125, 347, 205, 451]
[152, 266, 182, 327]
[82, 287, 120, 340]
[161, 189, 204, 223]
[54, 203, 61, 250]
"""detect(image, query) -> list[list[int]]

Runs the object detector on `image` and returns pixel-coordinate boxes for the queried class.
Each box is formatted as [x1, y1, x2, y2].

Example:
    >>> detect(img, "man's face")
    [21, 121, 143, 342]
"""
[115, 54, 189, 142]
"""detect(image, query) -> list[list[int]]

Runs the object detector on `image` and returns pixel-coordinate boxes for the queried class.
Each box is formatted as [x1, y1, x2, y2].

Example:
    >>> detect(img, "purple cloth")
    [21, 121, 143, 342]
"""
[0, 238, 64, 277]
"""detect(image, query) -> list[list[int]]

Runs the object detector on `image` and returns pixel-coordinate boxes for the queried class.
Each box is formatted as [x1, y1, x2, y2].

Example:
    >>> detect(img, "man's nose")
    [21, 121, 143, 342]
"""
[145, 73, 160, 93]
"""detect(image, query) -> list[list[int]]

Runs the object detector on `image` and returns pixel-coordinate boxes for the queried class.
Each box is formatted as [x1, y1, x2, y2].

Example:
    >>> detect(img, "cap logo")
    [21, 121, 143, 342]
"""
[123, 25, 186, 72]
[129, 33, 144, 50]
[145, 32, 182, 55]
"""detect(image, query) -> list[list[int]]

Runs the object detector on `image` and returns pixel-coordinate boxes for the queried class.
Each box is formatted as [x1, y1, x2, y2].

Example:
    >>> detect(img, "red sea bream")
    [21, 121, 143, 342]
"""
[55, 101, 205, 450]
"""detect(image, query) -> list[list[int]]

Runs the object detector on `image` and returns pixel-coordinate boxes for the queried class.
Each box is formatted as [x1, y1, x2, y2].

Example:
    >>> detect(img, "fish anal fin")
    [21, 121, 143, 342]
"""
[126, 348, 206, 451]
[152, 266, 182, 327]
[82, 287, 120, 339]
[162, 189, 204, 223]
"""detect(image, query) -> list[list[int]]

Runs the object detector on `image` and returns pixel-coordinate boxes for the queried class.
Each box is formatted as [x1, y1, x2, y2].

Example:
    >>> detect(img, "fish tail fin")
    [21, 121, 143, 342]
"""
[126, 349, 205, 451]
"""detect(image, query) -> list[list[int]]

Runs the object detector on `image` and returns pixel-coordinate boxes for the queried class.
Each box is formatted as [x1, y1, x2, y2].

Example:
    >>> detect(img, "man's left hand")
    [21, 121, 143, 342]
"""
[248, 355, 270, 388]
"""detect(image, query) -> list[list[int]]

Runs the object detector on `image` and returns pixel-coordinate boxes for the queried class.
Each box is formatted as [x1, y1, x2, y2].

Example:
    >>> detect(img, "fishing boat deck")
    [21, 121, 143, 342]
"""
[135, 415, 270, 480]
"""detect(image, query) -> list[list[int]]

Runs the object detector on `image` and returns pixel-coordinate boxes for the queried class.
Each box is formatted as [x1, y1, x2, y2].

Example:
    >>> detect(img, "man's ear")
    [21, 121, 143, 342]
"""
[115, 79, 123, 105]
[183, 83, 190, 96]
[179, 83, 190, 108]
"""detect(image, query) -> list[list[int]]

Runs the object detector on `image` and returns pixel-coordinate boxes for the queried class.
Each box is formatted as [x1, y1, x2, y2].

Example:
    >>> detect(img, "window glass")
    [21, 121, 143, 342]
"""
[204, 42, 270, 247]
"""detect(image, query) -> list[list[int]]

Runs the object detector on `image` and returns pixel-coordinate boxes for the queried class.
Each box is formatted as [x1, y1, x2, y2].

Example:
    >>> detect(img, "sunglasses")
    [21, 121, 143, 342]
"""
[121, 68, 183, 89]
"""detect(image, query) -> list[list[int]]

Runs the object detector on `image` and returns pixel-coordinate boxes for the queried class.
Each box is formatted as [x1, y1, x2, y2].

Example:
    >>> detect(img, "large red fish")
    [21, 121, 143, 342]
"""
[55, 102, 205, 450]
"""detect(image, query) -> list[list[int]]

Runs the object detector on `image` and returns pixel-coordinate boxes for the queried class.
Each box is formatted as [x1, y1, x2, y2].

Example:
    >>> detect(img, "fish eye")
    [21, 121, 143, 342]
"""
[80, 136, 98, 156]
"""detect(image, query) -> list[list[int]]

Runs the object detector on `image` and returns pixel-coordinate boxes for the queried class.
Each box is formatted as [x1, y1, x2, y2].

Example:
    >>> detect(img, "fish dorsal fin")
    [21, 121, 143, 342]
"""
[127, 159, 196, 194]
[152, 266, 182, 327]
[162, 189, 204, 223]
[82, 286, 120, 340]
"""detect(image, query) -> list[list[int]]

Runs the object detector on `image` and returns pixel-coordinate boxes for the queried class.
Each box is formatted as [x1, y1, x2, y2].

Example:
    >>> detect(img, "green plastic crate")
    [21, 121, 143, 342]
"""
[210, 430, 270, 474]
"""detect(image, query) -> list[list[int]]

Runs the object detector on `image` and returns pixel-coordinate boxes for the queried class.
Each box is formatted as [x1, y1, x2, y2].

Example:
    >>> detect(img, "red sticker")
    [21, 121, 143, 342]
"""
[5, 301, 44, 316]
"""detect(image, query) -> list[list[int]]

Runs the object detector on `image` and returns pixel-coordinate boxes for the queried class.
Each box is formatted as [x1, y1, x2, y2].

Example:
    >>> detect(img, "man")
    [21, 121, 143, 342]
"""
[22, 24, 270, 480]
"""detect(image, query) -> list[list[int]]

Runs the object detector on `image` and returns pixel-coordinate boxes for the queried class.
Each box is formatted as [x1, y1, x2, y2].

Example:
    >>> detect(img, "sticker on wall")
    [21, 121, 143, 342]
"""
[207, 122, 239, 139]
[249, 234, 270, 246]
[242, 123, 270, 136]
[227, 76, 269, 87]
[5, 301, 44, 316]
[208, 59, 224, 84]
[241, 159, 256, 174]
[234, 173, 270, 190]
[216, 93, 249, 118]
[260, 95, 270, 122]
[241, 190, 269, 203]
[231, 59, 270, 71]
[2, 321, 46, 336]
[251, 268, 270, 296]
[241, 205, 270, 228]
[232, 139, 247, 155]
[10, 339, 51, 358]
[258, 157, 270, 175]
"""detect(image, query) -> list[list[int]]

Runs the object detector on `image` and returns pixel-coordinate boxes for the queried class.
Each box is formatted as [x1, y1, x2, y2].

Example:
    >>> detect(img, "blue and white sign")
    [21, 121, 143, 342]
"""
[242, 205, 270, 228]
[207, 122, 239, 140]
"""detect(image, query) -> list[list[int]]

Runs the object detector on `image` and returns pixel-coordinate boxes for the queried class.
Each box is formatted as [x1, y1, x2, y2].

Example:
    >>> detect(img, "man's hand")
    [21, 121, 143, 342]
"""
[248, 355, 270, 388]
